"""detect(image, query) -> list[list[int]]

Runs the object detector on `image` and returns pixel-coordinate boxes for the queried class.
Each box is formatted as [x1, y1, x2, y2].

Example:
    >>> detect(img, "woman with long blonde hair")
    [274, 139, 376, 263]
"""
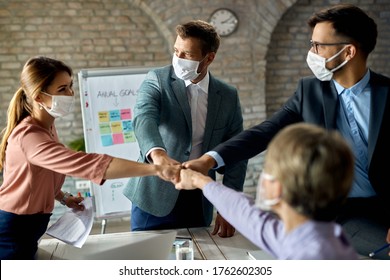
[0, 56, 179, 259]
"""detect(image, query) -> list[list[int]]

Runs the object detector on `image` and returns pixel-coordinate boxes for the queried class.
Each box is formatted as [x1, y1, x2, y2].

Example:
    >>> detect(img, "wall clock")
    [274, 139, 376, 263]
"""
[209, 8, 238, 37]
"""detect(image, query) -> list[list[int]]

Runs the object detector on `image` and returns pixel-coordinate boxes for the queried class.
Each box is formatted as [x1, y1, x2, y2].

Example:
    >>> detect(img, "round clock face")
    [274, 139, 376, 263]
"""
[209, 8, 238, 37]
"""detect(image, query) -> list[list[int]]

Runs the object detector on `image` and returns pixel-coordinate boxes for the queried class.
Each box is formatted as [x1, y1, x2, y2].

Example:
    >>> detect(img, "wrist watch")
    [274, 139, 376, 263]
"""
[60, 192, 73, 205]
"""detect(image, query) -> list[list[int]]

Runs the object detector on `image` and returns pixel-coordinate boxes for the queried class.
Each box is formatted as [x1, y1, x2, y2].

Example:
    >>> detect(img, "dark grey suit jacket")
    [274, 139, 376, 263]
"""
[213, 70, 390, 220]
[123, 65, 247, 225]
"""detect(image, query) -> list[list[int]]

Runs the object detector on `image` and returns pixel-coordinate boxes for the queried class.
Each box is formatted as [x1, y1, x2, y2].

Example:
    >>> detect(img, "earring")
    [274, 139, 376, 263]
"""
[39, 104, 43, 110]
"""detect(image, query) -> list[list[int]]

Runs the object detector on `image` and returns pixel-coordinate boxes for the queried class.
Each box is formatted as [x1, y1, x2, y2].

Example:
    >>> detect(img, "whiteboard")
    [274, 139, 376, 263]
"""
[78, 67, 150, 219]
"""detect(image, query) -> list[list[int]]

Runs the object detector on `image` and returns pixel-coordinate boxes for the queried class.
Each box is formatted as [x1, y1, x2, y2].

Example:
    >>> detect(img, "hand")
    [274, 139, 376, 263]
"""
[150, 150, 181, 182]
[156, 164, 181, 183]
[211, 213, 235, 238]
[175, 168, 198, 190]
[66, 196, 85, 211]
[386, 228, 390, 256]
[175, 168, 213, 190]
[182, 154, 216, 175]
[150, 150, 180, 166]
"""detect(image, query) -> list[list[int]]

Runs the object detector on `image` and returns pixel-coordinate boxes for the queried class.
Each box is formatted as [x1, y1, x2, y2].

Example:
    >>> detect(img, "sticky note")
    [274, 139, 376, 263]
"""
[110, 121, 123, 133]
[101, 135, 113, 146]
[99, 123, 111, 134]
[122, 120, 133, 132]
[121, 109, 132, 120]
[112, 133, 124, 144]
[124, 131, 136, 143]
[109, 110, 121, 121]
[98, 111, 110, 123]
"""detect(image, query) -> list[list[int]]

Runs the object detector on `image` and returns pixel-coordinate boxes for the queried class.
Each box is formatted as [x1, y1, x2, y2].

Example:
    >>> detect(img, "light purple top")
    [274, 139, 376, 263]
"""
[203, 181, 358, 259]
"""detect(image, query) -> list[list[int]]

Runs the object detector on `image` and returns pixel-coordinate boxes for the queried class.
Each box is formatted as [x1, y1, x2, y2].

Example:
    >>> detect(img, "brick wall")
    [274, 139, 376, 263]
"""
[1, 0, 389, 220]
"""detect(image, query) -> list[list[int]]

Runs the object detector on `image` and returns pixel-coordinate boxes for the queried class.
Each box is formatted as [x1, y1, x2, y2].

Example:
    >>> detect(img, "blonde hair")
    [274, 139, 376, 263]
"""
[0, 56, 72, 170]
[264, 123, 354, 221]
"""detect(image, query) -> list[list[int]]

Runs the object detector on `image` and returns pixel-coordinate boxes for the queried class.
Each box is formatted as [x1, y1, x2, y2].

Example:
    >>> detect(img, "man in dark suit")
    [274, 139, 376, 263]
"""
[123, 20, 247, 237]
[185, 4, 390, 259]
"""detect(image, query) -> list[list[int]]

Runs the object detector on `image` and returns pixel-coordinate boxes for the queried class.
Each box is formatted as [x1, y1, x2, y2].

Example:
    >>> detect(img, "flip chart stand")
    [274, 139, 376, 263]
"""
[78, 66, 151, 227]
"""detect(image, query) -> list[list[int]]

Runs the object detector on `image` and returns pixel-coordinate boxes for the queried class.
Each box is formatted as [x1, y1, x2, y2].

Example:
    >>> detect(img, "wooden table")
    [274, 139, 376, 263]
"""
[176, 227, 273, 260]
[38, 227, 274, 260]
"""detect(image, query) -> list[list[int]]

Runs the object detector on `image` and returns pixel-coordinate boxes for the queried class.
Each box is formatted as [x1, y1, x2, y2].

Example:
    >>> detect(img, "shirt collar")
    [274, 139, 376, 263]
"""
[333, 69, 370, 95]
[185, 72, 209, 93]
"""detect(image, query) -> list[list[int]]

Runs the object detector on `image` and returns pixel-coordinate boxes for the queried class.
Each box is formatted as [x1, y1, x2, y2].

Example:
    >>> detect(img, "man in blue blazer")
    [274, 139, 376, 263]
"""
[185, 4, 390, 258]
[123, 20, 247, 237]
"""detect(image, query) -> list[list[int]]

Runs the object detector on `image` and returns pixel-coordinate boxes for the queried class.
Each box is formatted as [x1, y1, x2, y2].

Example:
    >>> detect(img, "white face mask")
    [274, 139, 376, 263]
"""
[40, 92, 75, 118]
[172, 54, 206, 81]
[306, 46, 349, 81]
[255, 172, 281, 211]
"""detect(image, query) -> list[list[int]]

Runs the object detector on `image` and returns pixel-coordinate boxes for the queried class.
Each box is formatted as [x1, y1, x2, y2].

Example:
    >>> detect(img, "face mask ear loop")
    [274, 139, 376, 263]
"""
[196, 54, 209, 75]
[330, 58, 349, 73]
[325, 45, 348, 63]
[39, 91, 52, 110]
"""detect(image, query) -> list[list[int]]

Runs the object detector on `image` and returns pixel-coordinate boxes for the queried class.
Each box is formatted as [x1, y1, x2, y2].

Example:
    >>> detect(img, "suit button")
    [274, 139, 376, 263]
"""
[185, 151, 190, 156]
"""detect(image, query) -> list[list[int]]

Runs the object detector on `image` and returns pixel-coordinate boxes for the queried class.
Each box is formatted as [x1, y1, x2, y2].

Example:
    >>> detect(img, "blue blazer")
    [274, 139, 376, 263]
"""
[123, 65, 247, 224]
[213, 70, 390, 219]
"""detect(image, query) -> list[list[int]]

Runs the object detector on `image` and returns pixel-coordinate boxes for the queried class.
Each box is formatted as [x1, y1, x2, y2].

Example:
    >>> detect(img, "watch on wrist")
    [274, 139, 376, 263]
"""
[60, 192, 73, 205]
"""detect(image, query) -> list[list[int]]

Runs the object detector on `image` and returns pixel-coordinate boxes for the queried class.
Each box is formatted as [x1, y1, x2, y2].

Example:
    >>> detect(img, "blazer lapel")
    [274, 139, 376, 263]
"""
[203, 75, 221, 151]
[171, 71, 192, 129]
[322, 81, 339, 129]
[368, 73, 388, 163]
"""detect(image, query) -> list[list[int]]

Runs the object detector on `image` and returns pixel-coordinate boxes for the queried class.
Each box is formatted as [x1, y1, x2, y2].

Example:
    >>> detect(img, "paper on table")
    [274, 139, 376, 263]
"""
[46, 197, 94, 248]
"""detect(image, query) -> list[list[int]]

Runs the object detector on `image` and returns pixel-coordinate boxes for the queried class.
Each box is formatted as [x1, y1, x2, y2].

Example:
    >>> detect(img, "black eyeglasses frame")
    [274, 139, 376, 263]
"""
[310, 40, 351, 54]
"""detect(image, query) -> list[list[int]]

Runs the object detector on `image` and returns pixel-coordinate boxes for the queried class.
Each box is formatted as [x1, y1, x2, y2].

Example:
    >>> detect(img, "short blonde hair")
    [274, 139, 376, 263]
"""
[264, 123, 354, 221]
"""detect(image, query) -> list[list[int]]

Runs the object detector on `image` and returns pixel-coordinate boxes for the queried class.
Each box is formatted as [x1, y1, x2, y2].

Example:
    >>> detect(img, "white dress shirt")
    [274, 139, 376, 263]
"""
[185, 73, 209, 159]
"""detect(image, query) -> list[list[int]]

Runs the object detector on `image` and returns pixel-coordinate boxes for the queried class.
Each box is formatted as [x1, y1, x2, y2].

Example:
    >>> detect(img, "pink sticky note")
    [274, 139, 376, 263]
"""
[121, 109, 132, 120]
[112, 133, 124, 144]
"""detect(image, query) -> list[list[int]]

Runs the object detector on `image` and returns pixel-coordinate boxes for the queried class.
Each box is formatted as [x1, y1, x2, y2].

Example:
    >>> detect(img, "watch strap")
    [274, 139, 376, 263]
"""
[60, 192, 73, 205]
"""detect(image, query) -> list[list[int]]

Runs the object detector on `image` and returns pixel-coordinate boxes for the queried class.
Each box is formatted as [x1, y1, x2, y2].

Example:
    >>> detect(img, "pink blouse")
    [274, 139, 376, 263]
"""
[0, 116, 113, 214]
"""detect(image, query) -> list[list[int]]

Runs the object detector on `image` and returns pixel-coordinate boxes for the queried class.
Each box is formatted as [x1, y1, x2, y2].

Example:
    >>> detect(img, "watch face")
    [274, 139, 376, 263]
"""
[210, 8, 238, 36]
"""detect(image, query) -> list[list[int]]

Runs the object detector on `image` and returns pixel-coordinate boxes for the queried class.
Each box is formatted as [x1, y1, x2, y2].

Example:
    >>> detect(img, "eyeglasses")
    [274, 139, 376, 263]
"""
[310, 40, 350, 54]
